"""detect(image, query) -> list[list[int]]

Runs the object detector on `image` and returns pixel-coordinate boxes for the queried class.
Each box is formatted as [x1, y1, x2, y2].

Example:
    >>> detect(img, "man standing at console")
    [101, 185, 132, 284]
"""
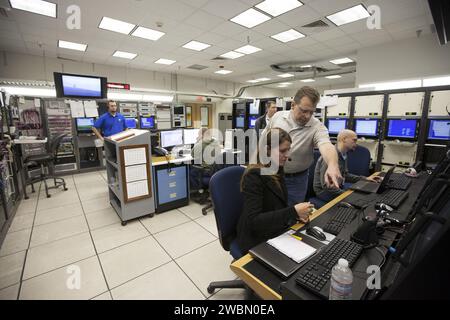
[92, 100, 128, 140]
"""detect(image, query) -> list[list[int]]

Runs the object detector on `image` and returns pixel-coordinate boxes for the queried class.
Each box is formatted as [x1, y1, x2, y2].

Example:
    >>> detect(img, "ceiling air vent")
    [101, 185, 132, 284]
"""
[211, 56, 227, 61]
[302, 20, 329, 28]
[187, 64, 208, 70]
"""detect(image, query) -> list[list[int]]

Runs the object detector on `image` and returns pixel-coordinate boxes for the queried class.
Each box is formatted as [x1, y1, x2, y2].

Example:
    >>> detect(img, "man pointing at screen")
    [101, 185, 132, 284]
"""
[92, 100, 128, 140]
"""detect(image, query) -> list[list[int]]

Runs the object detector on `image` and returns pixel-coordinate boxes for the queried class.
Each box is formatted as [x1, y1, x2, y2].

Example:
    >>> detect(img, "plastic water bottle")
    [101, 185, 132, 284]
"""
[329, 258, 353, 300]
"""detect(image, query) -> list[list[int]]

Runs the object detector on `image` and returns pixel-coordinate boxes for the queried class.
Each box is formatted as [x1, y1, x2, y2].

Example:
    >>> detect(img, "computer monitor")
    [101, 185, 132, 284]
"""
[183, 128, 198, 145]
[224, 130, 233, 150]
[386, 119, 418, 140]
[427, 119, 450, 141]
[160, 130, 183, 148]
[76, 117, 94, 133]
[248, 115, 258, 129]
[125, 117, 136, 129]
[326, 118, 347, 135]
[235, 115, 245, 128]
[355, 119, 379, 137]
[140, 116, 155, 129]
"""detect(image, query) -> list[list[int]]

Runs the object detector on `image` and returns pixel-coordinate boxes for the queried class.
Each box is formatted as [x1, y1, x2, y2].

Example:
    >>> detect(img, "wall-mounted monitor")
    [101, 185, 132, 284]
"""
[355, 119, 379, 137]
[140, 116, 155, 129]
[160, 130, 183, 148]
[125, 117, 137, 129]
[183, 128, 198, 145]
[326, 118, 347, 135]
[235, 115, 245, 128]
[76, 117, 94, 133]
[386, 119, 418, 140]
[248, 115, 258, 129]
[54, 72, 107, 99]
[427, 119, 450, 141]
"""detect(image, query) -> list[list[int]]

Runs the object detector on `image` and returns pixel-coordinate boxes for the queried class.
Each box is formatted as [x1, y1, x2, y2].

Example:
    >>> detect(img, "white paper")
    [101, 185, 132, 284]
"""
[126, 180, 149, 199]
[94, 139, 104, 148]
[267, 230, 317, 263]
[69, 100, 85, 118]
[84, 100, 99, 117]
[125, 164, 147, 182]
[34, 98, 41, 107]
[124, 147, 147, 166]
[201, 107, 208, 126]
[317, 95, 339, 109]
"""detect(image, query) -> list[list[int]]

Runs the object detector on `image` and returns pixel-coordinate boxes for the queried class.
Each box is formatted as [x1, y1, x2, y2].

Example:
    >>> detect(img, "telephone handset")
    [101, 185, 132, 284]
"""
[153, 146, 169, 156]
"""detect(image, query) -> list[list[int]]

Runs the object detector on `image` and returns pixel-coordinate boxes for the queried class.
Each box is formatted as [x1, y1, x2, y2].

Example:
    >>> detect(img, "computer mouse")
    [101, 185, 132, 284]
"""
[339, 202, 353, 208]
[306, 226, 326, 241]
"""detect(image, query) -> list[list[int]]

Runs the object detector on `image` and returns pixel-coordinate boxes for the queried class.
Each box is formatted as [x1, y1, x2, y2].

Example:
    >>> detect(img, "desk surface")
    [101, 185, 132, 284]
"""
[13, 138, 47, 144]
[151, 155, 193, 166]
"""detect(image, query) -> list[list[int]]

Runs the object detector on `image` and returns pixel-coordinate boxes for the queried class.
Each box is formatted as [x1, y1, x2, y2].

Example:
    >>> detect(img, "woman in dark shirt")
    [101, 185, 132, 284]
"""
[237, 128, 314, 254]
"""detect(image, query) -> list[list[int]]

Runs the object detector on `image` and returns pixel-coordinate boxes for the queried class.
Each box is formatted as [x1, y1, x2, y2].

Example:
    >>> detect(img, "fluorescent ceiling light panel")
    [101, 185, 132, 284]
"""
[271, 29, 305, 43]
[10, 0, 56, 18]
[131, 26, 165, 41]
[278, 73, 294, 78]
[327, 4, 370, 26]
[326, 75, 342, 79]
[256, 0, 303, 17]
[247, 80, 260, 83]
[220, 51, 244, 59]
[182, 40, 211, 51]
[1, 86, 56, 97]
[155, 58, 176, 65]
[215, 70, 233, 75]
[301, 65, 312, 68]
[423, 76, 450, 87]
[301, 79, 315, 82]
[235, 45, 262, 55]
[112, 51, 137, 59]
[99, 17, 136, 34]
[255, 77, 271, 81]
[329, 57, 353, 65]
[279, 82, 292, 85]
[230, 8, 271, 28]
[58, 40, 87, 52]
[359, 79, 422, 91]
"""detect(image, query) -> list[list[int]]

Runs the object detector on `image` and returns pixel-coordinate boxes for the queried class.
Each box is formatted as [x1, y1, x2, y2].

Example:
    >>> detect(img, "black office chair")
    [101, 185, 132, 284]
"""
[306, 149, 326, 208]
[24, 133, 68, 198]
[347, 145, 371, 176]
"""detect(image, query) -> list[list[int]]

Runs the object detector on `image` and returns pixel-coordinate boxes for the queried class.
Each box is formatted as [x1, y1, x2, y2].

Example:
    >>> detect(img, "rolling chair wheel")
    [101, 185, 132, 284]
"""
[63, 187, 68, 191]
[202, 208, 208, 215]
[47, 194, 51, 198]
[121, 221, 127, 226]
[148, 213, 154, 218]
[207, 286, 215, 294]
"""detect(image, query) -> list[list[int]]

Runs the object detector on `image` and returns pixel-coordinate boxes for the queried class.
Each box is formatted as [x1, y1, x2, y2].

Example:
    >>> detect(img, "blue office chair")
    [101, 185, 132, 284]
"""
[207, 166, 247, 295]
[347, 145, 371, 177]
[306, 150, 326, 208]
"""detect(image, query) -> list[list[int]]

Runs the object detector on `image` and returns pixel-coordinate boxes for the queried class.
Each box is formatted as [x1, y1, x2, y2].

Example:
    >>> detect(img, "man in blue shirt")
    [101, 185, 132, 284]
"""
[92, 100, 128, 140]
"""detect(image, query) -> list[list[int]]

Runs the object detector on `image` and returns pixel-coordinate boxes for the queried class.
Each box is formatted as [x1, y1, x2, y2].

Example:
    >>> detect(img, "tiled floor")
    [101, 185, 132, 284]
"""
[0, 170, 245, 300]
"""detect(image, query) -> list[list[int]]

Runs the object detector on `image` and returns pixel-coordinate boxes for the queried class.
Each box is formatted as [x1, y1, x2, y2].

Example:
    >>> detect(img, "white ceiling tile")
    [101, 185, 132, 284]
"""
[384, 15, 430, 33]
[277, 5, 323, 28]
[311, 28, 346, 42]
[210, 21, 248, 37]
[253, 19, 292, 36]
[231, 30, 266, 44]
[201, 0, 250, 20]
[307, 0, 363, 16]
[183, 10, 226, 30]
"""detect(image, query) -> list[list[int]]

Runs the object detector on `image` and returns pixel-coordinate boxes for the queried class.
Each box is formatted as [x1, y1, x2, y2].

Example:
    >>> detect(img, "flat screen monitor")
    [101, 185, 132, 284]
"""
[386, 119, 418, 139]
[428, 119, 450, 141]
[76, 117, 94, 133]
[54, 72, 107, 99]
[173, 106, 185, 115]
[183, 128, 198, 145]
[224, 130, 233, 150]
[249, 102, 259, 115]
[235, 116, 245, 128]
[327, 118, 347, 135]
[248, 115, 258, 129]
[125, 118, 136, 129]
[160, 130, 183, 148]
[140, 116, 155, 129]
[355, 119, 379, 137]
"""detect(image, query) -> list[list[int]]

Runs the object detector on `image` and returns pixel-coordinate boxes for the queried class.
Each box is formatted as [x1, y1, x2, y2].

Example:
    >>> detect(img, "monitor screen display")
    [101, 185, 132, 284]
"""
[387, 119, 418, 139]
[236, 116, 245, 128]
[54, 72, 107, 98]
[428, 119, 450, 140]
[355, 119, 379, 137]
[173, 106, 184, 115]
[327, 119, 347, 134]
[249, 102, 259, 115]
[125, 118, 136, 129]
[76, 118, 94, 132]
[248, 116, 258, 128]
[161, 130, 183, 148]
[140, 116, 155, 129]
[183, 128, 198, 145]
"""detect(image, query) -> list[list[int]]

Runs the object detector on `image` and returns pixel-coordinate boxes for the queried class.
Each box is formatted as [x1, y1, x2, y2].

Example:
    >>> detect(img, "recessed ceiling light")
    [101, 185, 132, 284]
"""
[247, 79, 260, 83]
[301, 65, 312, 68]
[155, 58, 176, 65]
[279, 82, 292, 85]
[256, 77, 271, 81]
[99, 17, 136, 35]
[58, 40, 87, 52]
[235, 45, 262, 55]
[301, 79, 315, 82]
[326, 75, 342, 79]
[230, 8, 271, 28]
[271, 29, 305, 43]
[10, 0, 56, 18]
[255, 0, 303, 17]
[112, 51, 137, 60]
[215, 70, 233, 75]
[327, 4, 370, 26]
[278, 84, 289, 88]
[220, 51, 244, 59]
[329, 57, 353, 65]
[278, 73, 294, 78]
[131, 26, 165, 41]
[182, 40, 211, 51]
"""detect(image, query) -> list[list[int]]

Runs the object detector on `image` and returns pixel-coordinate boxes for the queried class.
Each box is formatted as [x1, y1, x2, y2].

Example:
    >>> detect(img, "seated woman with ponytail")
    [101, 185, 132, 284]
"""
[237, 128, 315, 254]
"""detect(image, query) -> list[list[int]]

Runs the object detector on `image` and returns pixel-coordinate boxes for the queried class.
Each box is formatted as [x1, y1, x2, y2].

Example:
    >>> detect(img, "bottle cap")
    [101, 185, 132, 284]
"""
[338, 258, 349, 267]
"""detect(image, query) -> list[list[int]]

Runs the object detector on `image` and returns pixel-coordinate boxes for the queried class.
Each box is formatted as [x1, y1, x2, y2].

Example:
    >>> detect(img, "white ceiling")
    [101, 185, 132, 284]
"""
[0, 0, 434, 86]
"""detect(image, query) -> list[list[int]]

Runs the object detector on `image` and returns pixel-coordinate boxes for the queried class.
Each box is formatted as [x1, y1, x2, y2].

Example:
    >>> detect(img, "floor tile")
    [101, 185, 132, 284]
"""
[8, 214, 34, 233]
[36, 191, 80, 211]
[209, 288, 246, 300]
[81, 196, 111, 214]
[77, 185, 109, 201]
[85, 207, 121, 230]
[30, 215, 88, 247]
[111, 261, 204, 300]
[0, 284, 19, 300]
[74, 174, 105, 186]
[91, 221, 149, 253]
[34, 202, 84, 226]
[15, 199, 37, 216]
[178, 202, 205, 220]
[0, 251, 26, 290]
[176, 240, 235, 297]
[99, 236, 171, 288]
[194, 214, 219, 237]
[140, 209, 190, 234]
[153, 221, 216, 259]
[0, 229, 31, 257]
[23, 232, 96, 280]
[20, 256, 108, 300]
[91, 291, 112, 300]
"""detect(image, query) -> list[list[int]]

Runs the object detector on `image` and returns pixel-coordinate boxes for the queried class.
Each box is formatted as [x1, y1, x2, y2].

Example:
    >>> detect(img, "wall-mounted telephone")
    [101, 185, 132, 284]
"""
[153, 146, 168, 156]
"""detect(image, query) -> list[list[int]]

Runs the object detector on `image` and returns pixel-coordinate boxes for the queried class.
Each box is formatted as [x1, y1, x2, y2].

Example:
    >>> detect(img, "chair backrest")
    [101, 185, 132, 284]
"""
[306, 149, 321, 199]
[347, 145, 371, 176]
[209, 166, 246, 252]
[49, 134, 68, 159]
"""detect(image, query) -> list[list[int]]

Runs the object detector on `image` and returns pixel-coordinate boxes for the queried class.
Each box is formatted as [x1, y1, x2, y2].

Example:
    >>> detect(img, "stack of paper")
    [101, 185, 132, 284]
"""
[267, 230, 317, 263]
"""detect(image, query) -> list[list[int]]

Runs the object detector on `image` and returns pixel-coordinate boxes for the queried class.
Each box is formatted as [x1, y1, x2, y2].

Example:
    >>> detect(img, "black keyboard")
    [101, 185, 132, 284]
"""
[295, 238, 363, 299]
[389, 174, 412, 190]
[322, 207, 359, 235]
[377, 189, 409, 208]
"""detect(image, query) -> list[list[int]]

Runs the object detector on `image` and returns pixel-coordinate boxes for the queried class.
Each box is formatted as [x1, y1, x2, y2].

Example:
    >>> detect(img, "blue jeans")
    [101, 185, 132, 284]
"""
[285, 171, 309, 206]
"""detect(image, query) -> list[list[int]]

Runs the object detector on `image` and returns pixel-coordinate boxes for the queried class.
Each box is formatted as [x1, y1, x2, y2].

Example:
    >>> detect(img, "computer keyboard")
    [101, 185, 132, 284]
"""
[295, 238, 363, 299]
[389, 174, 412, 190]
[377, 189, 409, 208]
[322, 207, 359, 235]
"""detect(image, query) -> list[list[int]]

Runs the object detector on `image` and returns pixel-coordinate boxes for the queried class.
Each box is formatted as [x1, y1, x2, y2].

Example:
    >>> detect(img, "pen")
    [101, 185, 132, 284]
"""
[290, 234, 303, 241]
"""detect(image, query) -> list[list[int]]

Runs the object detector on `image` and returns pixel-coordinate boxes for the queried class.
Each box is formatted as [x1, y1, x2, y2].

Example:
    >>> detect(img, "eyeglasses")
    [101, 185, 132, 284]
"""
[296, 105, 315, 115]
